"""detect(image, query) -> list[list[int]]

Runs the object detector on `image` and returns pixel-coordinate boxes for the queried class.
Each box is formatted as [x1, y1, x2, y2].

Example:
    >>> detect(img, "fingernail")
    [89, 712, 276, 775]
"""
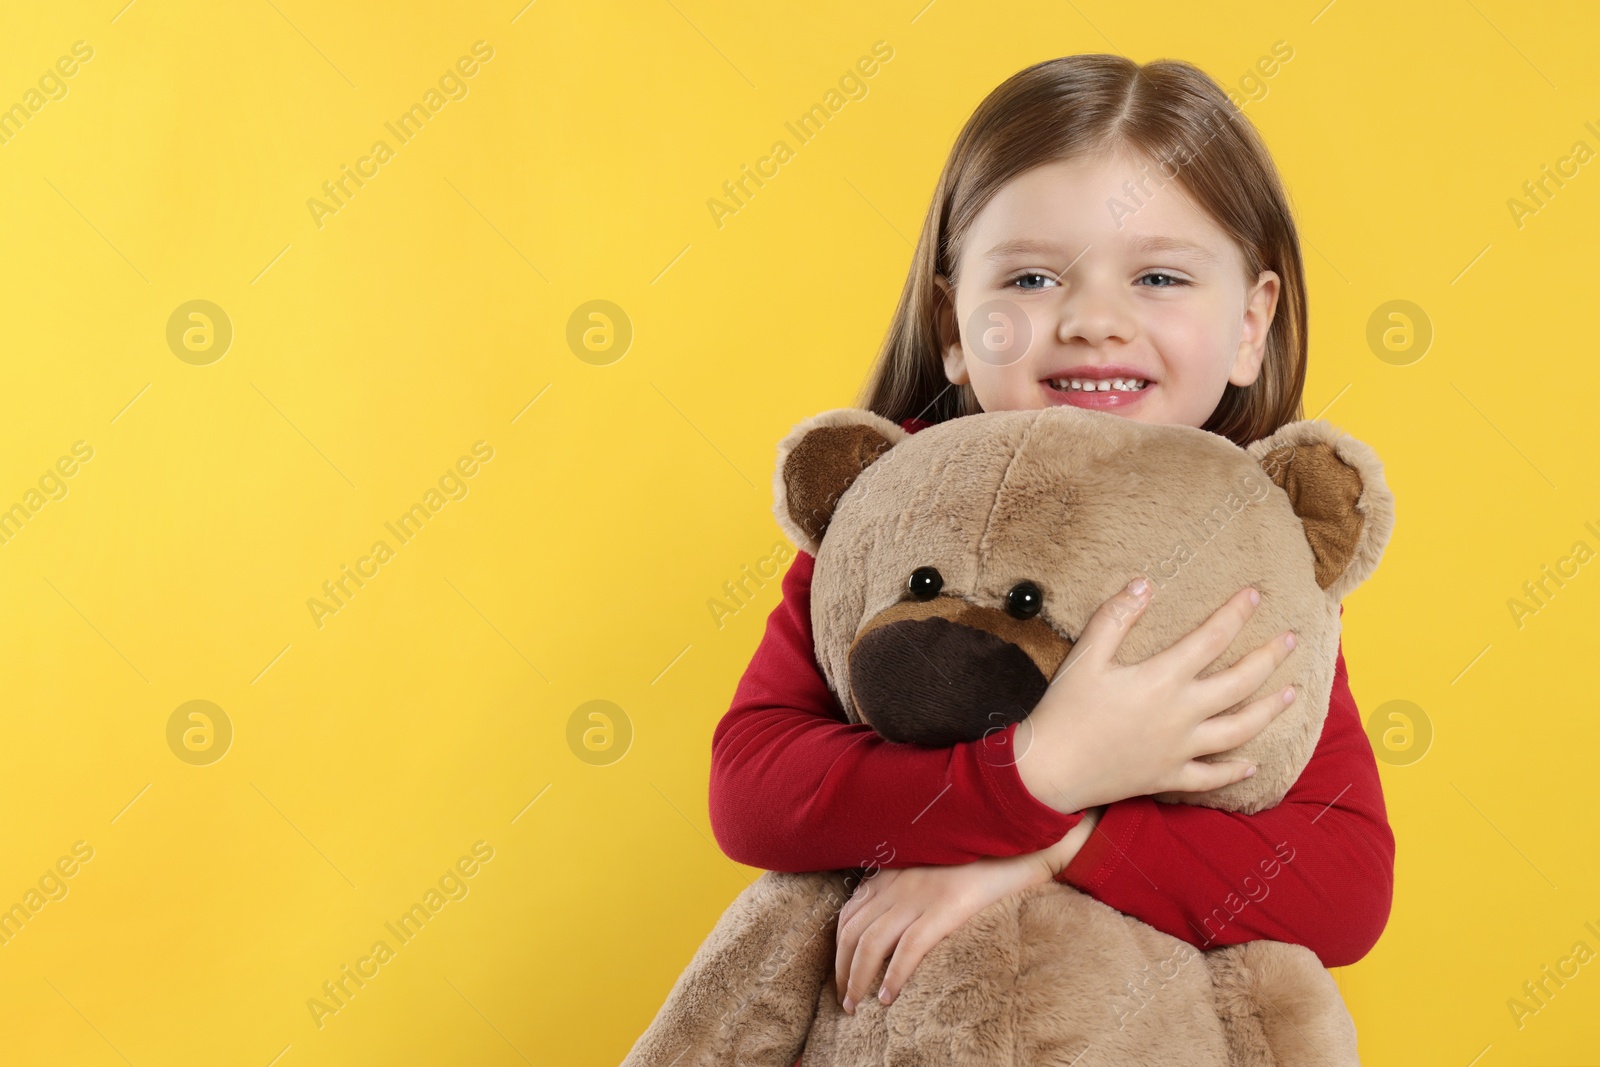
[1128, 577, 1149, 597]
[842, 996, 854, 1014]
[879, 987, 893, 1005]
[1283, 686, 1295, 704]
[1284, 631, 1297, 650]
[1244, 765, 1256, 777]
[1248, 588, 1260, 606]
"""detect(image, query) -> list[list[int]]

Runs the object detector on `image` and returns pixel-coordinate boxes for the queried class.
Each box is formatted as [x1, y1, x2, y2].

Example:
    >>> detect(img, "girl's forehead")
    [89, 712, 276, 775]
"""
[965, 154, 1231, 260]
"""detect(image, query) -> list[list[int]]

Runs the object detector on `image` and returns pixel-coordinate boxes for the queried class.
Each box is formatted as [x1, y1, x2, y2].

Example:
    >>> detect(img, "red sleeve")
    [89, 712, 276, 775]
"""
[709, 550, 1085, 872]
[1058, 610, 1395, 969]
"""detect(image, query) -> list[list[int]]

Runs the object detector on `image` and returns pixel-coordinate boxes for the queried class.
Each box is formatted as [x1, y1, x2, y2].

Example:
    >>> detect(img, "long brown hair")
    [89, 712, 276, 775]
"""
[855, 54, 1307, 447]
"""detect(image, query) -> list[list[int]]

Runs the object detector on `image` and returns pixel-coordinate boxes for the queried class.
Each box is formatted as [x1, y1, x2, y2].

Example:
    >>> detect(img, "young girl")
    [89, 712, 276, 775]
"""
[708, 53, 1393, 1021]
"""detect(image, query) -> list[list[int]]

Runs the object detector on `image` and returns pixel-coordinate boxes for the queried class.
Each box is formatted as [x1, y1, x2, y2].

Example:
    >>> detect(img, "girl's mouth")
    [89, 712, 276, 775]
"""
[1040, 377, 1153, 410]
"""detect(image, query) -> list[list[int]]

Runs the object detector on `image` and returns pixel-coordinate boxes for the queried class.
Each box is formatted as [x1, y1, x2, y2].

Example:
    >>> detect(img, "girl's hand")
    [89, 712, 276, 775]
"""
[1014, 578, 1299, 814]
[834, 809, 1104, 1014]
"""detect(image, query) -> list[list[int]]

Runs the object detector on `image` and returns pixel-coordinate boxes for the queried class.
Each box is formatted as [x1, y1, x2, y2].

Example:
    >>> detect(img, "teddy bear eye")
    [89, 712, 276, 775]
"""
[907, 567, 943, 600]
[1006, 580, 1044, 619]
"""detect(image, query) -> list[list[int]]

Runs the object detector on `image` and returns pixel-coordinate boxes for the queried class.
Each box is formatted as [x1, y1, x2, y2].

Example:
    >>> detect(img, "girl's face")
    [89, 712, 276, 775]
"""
[934, 151, 1280, 428]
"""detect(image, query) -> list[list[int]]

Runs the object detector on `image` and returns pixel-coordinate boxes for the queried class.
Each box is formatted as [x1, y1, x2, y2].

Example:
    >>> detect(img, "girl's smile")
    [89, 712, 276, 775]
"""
[1039, 366, 1155, 411]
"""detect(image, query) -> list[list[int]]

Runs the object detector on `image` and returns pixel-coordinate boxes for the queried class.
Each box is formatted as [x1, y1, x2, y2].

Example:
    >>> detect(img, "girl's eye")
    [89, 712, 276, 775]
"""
[1137, 271, 1190, 288]
[1008, 271, 1057, 291]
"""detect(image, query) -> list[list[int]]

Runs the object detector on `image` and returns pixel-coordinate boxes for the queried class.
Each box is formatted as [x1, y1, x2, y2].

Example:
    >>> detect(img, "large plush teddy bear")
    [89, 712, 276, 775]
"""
[624, 404, 1395, 1066]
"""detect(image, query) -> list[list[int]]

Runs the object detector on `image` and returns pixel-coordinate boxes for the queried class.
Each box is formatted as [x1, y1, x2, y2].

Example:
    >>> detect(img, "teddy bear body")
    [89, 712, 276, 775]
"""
[623, 405, 1393, 1066]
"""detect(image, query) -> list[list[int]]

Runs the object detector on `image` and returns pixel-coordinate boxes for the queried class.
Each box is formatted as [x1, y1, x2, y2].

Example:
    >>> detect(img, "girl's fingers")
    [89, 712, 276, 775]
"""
[1062, 577, 1152, 675]
[1168, 756, 1258, 794]
[1192, 686, 1295, 758]
[836, 887, 865, 933]
[843, 908, 918, 1014]
[834, 888, 884, 1008]
[1192, 630, 1297, 715]
[1151, 586, 1259, 689]
[878, 917, 949, 1007]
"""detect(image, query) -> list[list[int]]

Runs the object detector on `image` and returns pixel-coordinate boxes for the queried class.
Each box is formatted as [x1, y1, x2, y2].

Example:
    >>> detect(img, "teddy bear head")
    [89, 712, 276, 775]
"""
[772, 405, 1393, 813]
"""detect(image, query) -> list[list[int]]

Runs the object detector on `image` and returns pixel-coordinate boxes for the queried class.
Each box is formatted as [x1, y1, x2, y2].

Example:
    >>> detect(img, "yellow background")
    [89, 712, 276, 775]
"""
[1, 0, 1596, 1062]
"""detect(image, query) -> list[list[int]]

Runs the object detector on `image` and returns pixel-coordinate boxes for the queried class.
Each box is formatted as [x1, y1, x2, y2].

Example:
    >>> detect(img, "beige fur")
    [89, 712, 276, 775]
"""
[625, 405, 1394, 1065]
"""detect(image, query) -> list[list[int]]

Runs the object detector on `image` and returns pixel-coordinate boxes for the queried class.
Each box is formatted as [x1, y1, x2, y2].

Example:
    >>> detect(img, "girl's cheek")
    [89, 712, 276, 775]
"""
[1147, 319, 1215, 375]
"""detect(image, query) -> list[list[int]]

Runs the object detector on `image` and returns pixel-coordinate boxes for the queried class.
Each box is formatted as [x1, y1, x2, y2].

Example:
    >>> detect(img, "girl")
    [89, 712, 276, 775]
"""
[708, 53, 1393, 1021]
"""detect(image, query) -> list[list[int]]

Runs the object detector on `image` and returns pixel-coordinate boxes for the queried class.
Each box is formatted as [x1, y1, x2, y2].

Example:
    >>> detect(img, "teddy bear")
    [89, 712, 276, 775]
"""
[622, 403, 1395, 1066]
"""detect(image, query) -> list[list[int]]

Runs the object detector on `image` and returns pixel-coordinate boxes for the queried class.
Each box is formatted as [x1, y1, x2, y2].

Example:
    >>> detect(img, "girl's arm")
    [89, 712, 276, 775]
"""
[836, 633, 1389, 1010]
[1056, 618, 1395, 969]
[708, 550, 1087, 872]
[710, 536, 1392, 968]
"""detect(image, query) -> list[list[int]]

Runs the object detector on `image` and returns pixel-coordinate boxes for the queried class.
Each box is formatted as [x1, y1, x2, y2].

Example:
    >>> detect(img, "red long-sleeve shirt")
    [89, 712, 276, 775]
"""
[708, 418, 1394, 969]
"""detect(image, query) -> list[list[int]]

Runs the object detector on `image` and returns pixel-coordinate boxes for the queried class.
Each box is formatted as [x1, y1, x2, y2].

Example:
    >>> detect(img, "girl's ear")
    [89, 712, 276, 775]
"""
[773, 408, 909, 555]
[1246, 420, 1396, 604]
[933, 274, 969, 386]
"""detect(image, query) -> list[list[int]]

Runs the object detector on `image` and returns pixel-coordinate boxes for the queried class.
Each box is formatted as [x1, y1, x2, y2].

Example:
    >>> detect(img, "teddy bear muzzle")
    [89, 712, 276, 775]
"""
[846, 596, 1074, 747]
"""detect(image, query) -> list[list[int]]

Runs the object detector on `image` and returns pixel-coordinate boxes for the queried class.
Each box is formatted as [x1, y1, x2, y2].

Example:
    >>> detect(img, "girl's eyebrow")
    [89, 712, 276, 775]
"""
[1128, 234, 1218, 264]
[982, 238, 1073, 261]
[982, 234, 1217, 264]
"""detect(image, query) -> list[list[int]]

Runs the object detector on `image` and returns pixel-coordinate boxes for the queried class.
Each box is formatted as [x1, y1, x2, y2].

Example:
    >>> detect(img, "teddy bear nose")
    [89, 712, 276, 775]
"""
[846, 601, 1073, 747]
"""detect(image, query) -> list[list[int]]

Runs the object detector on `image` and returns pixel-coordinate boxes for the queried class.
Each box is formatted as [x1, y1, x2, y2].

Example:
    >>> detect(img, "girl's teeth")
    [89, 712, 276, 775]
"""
[1049, 378, 1148, 392]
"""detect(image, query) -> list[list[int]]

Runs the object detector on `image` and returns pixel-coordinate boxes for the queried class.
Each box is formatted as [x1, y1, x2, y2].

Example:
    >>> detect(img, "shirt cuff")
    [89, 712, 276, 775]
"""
[1058, 796, 1150, 889]
[974, 721, 1085, 852]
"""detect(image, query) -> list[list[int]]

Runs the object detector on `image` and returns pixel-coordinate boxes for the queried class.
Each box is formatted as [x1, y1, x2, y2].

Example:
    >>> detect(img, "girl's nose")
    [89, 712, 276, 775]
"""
[1052, 279, 1135, 348]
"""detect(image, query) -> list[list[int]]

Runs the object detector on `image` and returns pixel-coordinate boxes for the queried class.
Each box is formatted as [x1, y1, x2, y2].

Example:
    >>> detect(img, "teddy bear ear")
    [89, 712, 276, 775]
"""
[773, 408, 909, 555]
[1246, 420, 1396, 604]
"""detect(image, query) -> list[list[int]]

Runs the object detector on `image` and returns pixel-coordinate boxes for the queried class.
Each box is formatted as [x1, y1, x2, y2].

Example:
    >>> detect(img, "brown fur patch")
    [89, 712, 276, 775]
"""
[851, 596, 1074, 678]
[1260, 443, 1366, 591]
[782, 424, 895, 546]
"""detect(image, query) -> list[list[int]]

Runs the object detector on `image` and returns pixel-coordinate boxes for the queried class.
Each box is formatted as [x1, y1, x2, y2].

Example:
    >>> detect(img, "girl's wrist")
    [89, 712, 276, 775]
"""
[1009, 849, 1058, 889]
[1011, 713, 1094, 815]
[1037, 805, 1106, 878]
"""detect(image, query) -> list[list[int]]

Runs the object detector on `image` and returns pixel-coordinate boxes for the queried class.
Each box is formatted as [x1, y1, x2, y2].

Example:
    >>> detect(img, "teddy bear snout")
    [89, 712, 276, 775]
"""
[846, 599, 1073, 747]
